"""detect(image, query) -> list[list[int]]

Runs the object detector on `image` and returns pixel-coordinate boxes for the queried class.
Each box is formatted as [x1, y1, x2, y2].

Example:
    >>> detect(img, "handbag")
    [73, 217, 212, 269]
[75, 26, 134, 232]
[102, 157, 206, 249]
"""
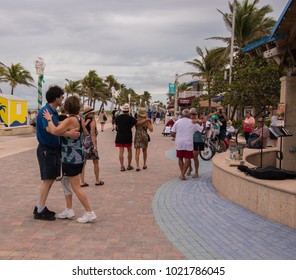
[147, 133, 151, 142]
[103, 114, 107, 121]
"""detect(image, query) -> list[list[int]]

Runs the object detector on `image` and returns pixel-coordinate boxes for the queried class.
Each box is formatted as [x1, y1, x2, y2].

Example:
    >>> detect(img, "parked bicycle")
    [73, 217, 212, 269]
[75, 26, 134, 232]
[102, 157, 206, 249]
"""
[200, 136, 225, 161]
[200, 129, 240, 161]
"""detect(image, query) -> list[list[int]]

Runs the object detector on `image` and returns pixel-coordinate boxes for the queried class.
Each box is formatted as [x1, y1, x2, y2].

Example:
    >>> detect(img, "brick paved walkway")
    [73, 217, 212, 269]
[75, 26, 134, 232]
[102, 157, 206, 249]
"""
[1, 121, 296, 260]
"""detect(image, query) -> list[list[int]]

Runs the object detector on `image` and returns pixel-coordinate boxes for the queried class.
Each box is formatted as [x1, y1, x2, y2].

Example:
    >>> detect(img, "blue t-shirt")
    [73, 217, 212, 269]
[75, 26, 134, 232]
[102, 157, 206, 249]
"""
[36, 103, 60, 148]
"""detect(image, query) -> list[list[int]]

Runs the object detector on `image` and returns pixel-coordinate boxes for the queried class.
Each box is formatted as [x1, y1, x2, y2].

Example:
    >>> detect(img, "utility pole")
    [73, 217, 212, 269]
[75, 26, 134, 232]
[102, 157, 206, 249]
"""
[174, 73, 179, 117]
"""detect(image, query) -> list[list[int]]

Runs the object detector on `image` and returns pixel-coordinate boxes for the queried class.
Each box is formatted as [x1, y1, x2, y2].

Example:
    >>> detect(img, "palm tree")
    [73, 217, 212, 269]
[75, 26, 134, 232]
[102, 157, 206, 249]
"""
[208, 0, 275, 51]
[184, 46, 227, 111]
[64, 79, 81, 97]
[0, 63, 34, 95]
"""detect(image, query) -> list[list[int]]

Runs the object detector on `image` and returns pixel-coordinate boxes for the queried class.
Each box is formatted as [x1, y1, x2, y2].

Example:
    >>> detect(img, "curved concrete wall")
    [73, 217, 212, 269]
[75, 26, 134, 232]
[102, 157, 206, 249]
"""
[212, 149, 296, 229]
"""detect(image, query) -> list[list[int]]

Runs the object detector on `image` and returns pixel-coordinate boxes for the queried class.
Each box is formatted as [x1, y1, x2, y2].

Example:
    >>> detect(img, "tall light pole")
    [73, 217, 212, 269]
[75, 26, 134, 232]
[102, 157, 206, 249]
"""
[174, 73, 179, 117]
[34, 57, 46, 111]
[228, 0, 237, 117]
[229, 0, 237, 85]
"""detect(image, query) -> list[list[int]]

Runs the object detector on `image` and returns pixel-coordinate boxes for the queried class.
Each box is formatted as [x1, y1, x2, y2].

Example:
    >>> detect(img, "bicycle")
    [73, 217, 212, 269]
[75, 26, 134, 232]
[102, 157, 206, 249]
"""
[200, 136, 225, 161]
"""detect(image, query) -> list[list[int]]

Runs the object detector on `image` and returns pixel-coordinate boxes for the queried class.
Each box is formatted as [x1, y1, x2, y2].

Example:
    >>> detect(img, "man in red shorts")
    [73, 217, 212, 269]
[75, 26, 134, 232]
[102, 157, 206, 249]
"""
[171, 108, 203, 180]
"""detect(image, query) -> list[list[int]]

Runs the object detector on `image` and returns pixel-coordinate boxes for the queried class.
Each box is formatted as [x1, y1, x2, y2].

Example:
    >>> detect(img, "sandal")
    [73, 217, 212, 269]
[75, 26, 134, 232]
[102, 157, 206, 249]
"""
[95, 181, 104, 186]
[121, 167, 126, 172]
[143, 166, 147, 169]
[136, 168, 141, 172]
[127, 166, 134, 170]
[80, 183, 89, 187]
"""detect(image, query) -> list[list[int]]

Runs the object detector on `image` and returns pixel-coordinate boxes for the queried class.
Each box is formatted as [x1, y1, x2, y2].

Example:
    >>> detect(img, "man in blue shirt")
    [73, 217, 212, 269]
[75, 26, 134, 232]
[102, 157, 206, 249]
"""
[34, 85, 79, 221]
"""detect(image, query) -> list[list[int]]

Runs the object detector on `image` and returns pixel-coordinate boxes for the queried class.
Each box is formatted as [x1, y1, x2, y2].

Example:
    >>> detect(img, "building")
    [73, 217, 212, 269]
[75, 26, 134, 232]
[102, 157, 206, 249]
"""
[0, 94, 28, 127]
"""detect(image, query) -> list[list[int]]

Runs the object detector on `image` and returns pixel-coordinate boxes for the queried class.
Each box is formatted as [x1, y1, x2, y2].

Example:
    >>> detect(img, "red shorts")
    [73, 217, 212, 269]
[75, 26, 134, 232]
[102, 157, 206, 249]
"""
[115, 143, 132, 148]
[176, 150, 194, 159]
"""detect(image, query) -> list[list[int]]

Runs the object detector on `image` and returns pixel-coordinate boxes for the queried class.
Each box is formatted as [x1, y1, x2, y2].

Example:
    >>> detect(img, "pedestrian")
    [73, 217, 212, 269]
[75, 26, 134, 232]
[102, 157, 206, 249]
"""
[243, 111, 255, 142]
[115, 103, 150, 171]
[98, 109, 107, 132]
[33, 85, 79, 221]
[79, 106, 104, 187]
[216, 106, 228, 151]
[170, 108, 203, 180]
[189, 108, 204, 178]
[111, 107, 118, 131]
[43, 95, 97, 223]
[134, 107, 153, 171]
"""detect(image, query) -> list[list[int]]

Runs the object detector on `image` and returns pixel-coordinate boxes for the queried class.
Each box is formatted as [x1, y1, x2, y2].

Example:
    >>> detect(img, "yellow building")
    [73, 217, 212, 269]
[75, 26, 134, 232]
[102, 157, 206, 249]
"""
[0, 94, 28, 127]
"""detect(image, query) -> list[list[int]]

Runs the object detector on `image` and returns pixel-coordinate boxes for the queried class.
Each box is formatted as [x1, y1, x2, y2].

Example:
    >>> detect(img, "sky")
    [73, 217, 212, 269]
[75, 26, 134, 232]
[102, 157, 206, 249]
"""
[0, 0, 288, 109]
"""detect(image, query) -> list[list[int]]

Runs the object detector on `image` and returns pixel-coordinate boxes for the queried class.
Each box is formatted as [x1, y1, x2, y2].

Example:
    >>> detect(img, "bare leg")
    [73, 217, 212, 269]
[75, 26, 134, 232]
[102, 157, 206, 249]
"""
[92, 159, 100, 182]
[178, 158, 184, 178]
[127, 146, 132, 167]
[135, 148, 141, 169]
[79, 161, 87, 185]
[68, 175, 92, 212]
[142, 147, 147, 167]
[37, 179, 55, 207]
[193, 151, 199, 178]
[181, 158, 191, 179]
[119, 147, 124, 168]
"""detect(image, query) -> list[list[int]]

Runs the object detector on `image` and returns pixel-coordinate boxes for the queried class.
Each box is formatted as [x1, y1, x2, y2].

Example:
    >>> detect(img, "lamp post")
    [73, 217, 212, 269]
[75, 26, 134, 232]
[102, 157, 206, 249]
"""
[227, 0, 237, 118]
[173, 73, 179, 117]
[229, 0, 237, 85]
[34, 56, 46, 111]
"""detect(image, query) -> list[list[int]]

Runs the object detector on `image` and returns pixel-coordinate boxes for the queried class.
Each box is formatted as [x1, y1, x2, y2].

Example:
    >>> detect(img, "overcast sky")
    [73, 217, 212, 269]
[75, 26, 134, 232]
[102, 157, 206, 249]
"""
[0, 0, 288, 108]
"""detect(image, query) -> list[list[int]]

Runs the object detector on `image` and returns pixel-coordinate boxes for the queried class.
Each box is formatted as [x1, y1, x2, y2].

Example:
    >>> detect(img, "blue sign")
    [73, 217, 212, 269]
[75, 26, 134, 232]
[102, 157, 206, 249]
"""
[168, 83, 176, 95]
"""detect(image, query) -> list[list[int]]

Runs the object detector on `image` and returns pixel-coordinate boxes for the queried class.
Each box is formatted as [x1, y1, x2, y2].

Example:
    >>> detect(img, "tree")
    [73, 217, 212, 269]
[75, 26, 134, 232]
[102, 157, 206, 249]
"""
[185, 46, 228, 111]
[225, 54, 282, 114]
[64, 79, 81, 97]
[209, 0, 275, 50]
[0, 63, 34, 95]
[81, 70, 108, 109]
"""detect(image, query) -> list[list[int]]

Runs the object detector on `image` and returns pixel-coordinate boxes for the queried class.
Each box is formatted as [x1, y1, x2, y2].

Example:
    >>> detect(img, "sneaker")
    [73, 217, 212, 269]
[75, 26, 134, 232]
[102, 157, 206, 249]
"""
[33, 206, 55, 216]
[77, 211, 97, 223]
[57, 208, 75, 219]
[34, 207, 56, 221]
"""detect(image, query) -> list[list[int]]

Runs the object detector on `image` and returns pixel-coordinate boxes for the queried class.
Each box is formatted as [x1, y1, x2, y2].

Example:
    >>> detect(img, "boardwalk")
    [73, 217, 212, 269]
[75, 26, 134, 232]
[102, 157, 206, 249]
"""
[0, 121, 296, 260]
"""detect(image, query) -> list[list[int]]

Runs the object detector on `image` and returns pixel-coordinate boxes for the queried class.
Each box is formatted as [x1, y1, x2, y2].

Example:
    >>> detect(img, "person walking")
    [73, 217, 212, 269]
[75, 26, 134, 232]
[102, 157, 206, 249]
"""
[98, 109, 107, 132]
[170, 109, 203, 180]
[134, 107, 153, 171]
[33, 85, 79, 221]
[111, 107, 118, 131]
[115, 103, 150, 171]
[80, 106, 104, 187]
[43, 96, 97, 223]
[189, 108, 204, 178]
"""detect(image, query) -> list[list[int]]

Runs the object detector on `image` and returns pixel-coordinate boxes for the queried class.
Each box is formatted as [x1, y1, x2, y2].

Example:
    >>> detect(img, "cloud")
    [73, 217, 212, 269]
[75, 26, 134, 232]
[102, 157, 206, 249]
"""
[0, 0, 287, 108]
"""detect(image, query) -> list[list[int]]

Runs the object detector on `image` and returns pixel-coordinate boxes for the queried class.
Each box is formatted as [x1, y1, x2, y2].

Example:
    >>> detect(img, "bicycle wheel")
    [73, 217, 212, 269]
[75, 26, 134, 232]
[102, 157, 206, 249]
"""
[200, 143, 214, 161]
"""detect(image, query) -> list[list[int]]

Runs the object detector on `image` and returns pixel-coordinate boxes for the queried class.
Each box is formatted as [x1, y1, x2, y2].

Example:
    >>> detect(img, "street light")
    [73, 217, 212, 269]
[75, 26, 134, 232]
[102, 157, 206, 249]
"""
[228, 0, 237, 118]
[229, 0, 237, 85]
[174, 73, 179, 117]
